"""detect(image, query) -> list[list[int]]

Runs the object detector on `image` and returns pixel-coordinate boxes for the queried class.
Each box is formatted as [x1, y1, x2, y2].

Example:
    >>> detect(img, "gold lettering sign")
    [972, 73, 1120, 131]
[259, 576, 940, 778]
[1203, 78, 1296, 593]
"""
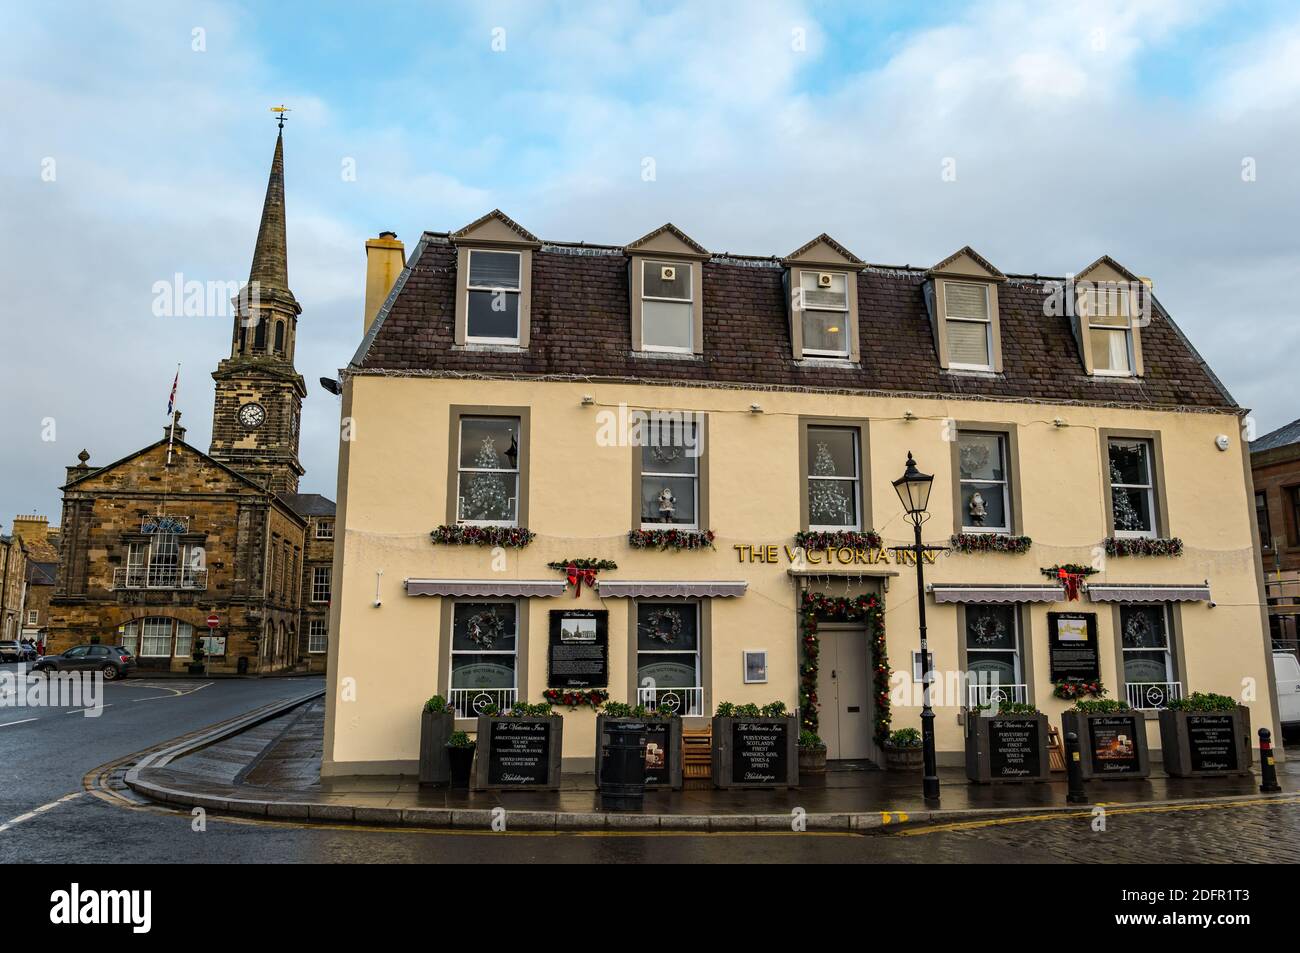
[732, 544, 937, 565]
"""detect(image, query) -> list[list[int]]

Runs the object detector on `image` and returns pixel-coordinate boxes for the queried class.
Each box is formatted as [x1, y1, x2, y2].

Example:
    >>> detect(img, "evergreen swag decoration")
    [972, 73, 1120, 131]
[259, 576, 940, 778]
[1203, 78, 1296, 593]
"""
[545, 558, 619, 572]
[793, 529, 883, 551]
[1103, 536, 1184, 558]
[949, 533, 1032, 554]
[543, 688, 608, 710]
[430, 525, 535, 548]
[799, 592, 889, 746]
[627, 528, 715, 551]
[1053, 678, 1107, 701]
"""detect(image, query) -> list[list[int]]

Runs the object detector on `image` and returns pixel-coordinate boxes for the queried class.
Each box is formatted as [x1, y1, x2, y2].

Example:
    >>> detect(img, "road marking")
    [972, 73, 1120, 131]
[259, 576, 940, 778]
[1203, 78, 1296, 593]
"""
[0, 791, 84, 834]
[894, 795, 1300, 836]
[130, 681, 214, 701]
[0, 718, 39, 729]
[65, 704, 111, 715]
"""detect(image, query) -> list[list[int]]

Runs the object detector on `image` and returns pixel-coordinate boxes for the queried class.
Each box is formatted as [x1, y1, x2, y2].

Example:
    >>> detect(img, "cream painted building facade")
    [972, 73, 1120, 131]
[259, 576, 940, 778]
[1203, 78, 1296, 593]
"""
[323, 213, 1277, 776]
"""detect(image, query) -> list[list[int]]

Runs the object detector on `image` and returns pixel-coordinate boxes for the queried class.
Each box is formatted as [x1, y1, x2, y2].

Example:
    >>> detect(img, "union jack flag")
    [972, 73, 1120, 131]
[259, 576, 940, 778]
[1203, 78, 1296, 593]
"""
[167, 369, 179, 415]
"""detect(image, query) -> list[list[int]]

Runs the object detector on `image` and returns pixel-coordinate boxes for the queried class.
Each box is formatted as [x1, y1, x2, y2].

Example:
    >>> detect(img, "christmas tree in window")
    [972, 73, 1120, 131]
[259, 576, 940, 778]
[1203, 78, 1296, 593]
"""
[808, 441, 852, 526]
[1109, 459, 1142, 531]
[462, 435, 513, 521]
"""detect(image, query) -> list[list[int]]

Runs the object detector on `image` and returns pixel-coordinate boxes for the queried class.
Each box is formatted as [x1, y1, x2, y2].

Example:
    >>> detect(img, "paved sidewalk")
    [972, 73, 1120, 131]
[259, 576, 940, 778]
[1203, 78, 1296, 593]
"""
[124, 696, 1298, 833]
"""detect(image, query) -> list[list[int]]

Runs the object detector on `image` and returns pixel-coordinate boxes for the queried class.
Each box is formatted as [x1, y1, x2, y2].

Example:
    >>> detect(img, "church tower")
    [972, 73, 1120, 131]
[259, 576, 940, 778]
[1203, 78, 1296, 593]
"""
[209, 123, 307, 495]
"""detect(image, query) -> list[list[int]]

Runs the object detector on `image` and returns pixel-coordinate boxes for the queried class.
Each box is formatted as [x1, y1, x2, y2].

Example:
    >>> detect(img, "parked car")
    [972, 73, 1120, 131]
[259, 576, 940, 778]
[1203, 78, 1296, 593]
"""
[0, 640, 26, 663]
[1275, 651, 1300, 732]
[33, 644, 135, 680]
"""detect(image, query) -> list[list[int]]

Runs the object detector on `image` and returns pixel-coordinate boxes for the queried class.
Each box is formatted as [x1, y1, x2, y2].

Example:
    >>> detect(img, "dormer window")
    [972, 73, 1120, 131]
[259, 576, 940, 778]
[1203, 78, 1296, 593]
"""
[1081, 284, 1135, 376]
[466, 249, 522, 344]
[942, 280, 993, 370]
[641, 259, 694, 351]
[798, 271, 850, 357]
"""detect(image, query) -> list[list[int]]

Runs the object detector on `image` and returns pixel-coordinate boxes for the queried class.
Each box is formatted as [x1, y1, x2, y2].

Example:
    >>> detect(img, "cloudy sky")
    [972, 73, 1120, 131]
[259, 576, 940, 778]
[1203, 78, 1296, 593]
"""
[2, 0, 1298, 526]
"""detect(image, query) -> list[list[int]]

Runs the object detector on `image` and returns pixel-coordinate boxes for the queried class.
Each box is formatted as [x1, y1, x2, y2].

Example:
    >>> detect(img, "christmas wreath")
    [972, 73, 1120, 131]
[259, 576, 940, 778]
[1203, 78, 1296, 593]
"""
[430, 524, 536, 548]
[949, 533, 1032, 554]
[1103, 536, 1184, 558]
[543, 688, 609, 710]
[799, 592, 889, 746]
[639, 607, 684, 644]
[465, 609, 508, 649]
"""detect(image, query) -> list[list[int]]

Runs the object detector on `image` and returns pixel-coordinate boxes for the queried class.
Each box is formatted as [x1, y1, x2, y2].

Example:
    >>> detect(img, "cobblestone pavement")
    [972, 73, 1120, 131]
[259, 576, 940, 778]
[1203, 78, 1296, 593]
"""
[879, 797, 1300, 864]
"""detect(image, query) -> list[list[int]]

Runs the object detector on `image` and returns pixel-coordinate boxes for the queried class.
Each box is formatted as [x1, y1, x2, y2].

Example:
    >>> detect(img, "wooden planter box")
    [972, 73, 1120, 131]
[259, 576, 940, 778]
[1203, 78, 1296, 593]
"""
[711, 715, 799, 789]
[418, 709, 455, 786]
[884, 744, 923, 771]
[964, 711, 1051, 783]
[798, 745, 828, 774]
[1061, 711, 1151, 780]
[1158, 706, 1253, 777]
[474, 715, 564, 791]
[596, 715, 683, 790]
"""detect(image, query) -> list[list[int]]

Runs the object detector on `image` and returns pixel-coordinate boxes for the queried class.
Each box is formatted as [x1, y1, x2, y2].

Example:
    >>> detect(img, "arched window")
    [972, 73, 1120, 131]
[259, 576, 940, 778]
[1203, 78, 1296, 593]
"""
[274, 320, 285, 354]
[253, 316, 267, 352]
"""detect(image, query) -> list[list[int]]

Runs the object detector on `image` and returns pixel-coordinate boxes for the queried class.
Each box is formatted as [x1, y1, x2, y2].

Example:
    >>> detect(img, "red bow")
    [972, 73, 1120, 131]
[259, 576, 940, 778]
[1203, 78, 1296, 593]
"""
[566, 564, 597, 597]
[1058, 568, 1082, 601]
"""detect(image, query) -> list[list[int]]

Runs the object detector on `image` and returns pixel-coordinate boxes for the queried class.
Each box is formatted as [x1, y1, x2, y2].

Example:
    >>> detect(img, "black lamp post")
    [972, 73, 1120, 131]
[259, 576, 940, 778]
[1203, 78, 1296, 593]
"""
[892, 451, 941, 803]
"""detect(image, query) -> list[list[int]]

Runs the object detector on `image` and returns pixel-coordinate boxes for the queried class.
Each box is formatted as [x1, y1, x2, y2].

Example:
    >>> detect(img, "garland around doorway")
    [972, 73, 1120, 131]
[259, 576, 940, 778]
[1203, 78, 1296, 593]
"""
[798, 591, 890, 748]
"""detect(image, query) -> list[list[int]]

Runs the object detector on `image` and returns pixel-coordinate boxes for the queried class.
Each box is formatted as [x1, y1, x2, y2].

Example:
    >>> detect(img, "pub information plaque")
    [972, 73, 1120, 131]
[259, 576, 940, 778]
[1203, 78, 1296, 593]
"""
[1088, 715, 1142, 775]
[988, 719, 1040, 778]
[1047, 612, 1101, 682]
[730, 721, 789, 784]
[546, 610, 609, 689]
[1187, 714, 1239, 772]
[486, 720, 551, 786]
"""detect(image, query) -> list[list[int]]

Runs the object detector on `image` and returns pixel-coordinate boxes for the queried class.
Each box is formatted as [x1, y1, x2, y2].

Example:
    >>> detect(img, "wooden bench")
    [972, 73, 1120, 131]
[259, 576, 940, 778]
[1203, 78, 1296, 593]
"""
[682, 726, 712, 780]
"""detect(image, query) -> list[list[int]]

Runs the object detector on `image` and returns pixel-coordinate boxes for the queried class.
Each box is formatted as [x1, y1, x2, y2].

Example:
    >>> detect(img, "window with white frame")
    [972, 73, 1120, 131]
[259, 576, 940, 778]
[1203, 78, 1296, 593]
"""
[798, 271, 850, 357]
[127, 534, 193, 588]
[964, 605, 1022, 704]
[120, 617, 186, 658]
[308, 619, 328, 653]
[456, 416, 520, 525]
[450, 602, 518, 715]
[26, 610, 37, 625]
[636, 602, 701, 714]
[958, 432, 1011, 532]
[465, 249, 522, 343]
[943, 280, 993, 370]
[171, 621, 195, 657]
[641, 260, 693, 351]
[1081, 284, 1135, 375]
[1108, 438, 1157, 537]
[806, 426, 860, 530]
[315, 520, 334, 540]
[1120, 605, 1176, 706]
[312, 566, 331, 603]
[639, 417, 699, 529]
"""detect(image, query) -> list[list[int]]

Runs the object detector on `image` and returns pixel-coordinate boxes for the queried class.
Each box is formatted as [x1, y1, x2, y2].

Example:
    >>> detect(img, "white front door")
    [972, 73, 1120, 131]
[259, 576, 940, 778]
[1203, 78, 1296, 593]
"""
[818, 628, 872, 760]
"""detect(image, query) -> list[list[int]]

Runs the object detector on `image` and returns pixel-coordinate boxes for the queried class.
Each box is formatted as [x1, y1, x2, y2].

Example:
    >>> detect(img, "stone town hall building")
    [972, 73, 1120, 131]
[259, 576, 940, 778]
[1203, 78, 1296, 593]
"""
[45, 129, 335, 674]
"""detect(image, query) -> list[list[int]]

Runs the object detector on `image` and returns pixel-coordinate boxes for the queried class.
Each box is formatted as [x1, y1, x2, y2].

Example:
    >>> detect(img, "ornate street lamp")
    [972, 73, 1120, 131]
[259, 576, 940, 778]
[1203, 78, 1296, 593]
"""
[892, 452, 941, 803]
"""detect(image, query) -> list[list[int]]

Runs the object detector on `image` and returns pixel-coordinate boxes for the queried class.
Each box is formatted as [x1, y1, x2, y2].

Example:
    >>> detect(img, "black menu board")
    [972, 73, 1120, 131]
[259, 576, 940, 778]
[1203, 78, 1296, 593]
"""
[988, 719, 1041, 778]
[1187, 714, 1239, 772]
[547, 610, 609, 689]
[1088, 715, 1142, 774]
[486, 720, 552, 785]
[1048, 613, 1100, 682]
[730, 721, 789, 785]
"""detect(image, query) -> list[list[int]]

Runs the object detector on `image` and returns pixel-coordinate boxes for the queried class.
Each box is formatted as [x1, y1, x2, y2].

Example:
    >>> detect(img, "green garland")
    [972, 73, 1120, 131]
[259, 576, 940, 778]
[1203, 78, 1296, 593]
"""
[950, 533, 1032, 554]
[799, 592, 889, 746]
[627, 528, 715, 550]
[430, 524, 535, 548]
[1103, 536, 1184, 557]
[546, 558, 619, 571]
[543, 688, 608, 710]
[793, 529, 883, 551]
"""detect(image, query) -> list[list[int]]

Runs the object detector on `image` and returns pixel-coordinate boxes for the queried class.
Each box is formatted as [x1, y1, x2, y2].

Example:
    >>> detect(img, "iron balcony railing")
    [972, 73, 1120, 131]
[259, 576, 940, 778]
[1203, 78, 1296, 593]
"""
[967, 682, 1030, 709]
[113, 567, 208, 591]
[449, 687, 517, 719]
[637, 685, 704, 717]
[1126, 681, 1183, 710]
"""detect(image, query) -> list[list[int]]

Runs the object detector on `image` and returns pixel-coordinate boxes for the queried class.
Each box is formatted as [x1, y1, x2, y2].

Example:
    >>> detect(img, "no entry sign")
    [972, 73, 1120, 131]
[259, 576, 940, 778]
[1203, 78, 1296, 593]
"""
[206, 614, 220, 629]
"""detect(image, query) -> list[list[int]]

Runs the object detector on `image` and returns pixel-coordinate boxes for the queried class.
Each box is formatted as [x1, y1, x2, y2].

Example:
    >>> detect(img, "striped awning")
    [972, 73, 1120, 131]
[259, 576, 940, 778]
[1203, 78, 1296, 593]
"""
[1086, 583, 1212, 603]
[596, 580, 748, 598]
[930, 583, 1066, 604]
[404, 579, 567, 598]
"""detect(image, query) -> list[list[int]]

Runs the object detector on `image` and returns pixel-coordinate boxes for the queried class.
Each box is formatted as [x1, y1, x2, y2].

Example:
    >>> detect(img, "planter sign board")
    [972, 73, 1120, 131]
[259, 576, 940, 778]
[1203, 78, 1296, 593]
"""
[1158, 707, 1252, 778]
[1047, 612, 1100, 682]
[595, 715, 684, 789]
[710, 716, 799, 788]
[475, 716, 563, 791]
[965, 713, 1051, 783]
[1062, 711, 1150, 779]
[546, 610, 609, 689]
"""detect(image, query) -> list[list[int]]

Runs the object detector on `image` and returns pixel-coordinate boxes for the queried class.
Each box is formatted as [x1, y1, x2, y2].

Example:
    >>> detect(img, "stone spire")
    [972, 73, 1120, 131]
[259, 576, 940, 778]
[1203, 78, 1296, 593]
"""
[248, 130, 289, 292]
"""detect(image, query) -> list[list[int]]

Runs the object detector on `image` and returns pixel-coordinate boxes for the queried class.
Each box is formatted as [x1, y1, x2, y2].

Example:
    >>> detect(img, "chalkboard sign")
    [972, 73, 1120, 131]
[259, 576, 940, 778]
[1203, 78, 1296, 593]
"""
[486, 720, 552, 786]
[730, 720, 789, 785]
[1088, 715, 1142, 775]
[547, 610, 609, 689]
[988, 719, 1041, 778]
[1187, 715, 1239, 772]
[1047, 612, 1100, 682]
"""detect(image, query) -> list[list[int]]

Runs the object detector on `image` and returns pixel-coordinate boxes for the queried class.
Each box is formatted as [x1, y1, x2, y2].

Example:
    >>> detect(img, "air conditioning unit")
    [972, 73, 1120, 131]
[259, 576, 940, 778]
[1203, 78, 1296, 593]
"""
[817, 272, 834, 288]
[661, 265, 677, 282]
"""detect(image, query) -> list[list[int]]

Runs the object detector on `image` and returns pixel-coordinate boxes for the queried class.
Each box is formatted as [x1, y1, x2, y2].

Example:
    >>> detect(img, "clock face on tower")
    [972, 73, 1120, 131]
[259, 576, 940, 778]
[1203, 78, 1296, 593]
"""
[238, 402, 266, 430]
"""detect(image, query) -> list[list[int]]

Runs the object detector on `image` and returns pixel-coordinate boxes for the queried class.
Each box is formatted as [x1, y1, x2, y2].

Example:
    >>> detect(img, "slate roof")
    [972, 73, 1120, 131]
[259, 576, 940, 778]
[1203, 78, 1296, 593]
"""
[1252, 418, 1300, 454]
[353, 234, 1236, 411]
[281, 493, 336, 518]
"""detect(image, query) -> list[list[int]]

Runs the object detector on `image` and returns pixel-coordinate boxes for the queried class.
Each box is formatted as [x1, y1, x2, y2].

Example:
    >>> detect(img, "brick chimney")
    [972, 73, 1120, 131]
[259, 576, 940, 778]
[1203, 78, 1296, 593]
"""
[364, 231, 405, 334]
[11, 514, 49, 543]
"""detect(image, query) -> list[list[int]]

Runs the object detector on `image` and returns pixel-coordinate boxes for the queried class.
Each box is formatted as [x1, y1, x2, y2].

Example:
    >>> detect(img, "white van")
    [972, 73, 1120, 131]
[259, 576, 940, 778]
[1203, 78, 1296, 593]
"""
[1273, 651, 1300, 729]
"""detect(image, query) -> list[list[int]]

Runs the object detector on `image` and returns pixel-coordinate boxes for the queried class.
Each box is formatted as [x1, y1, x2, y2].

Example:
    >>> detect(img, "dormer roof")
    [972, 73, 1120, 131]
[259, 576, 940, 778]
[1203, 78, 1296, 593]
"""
[452, 209, 540, 247]
[783, 233, 864, 267]
[928, 245, 1006, 282]
[624, 223, 709, 259]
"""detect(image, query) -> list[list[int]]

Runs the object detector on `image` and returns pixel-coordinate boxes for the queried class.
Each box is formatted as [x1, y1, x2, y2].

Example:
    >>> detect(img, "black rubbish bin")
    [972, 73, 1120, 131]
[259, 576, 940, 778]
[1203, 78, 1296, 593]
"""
[600, 722, 647, 809]
[237, 656, 249, 675]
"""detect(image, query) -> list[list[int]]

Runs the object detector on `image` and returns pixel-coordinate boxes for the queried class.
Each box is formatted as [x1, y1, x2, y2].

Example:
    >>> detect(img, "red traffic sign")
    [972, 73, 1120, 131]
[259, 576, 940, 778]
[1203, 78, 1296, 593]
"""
[206, 614, 220, 629]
